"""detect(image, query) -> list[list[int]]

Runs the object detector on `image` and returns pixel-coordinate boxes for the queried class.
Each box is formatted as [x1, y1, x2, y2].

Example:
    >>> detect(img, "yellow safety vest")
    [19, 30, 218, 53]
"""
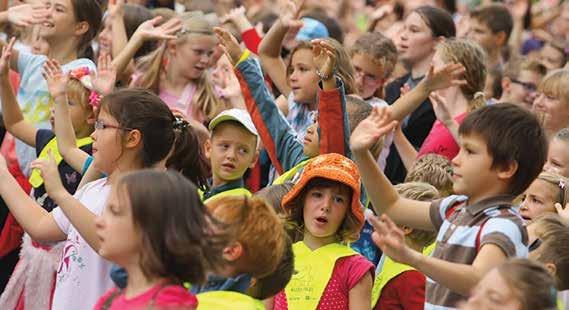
[29, 136, 93, 188]
[272, 159, 311, 185]
[202, 188, 252, 205]
[197, 291, 265, 310]
[285, 241, 356, 310]
[371, 256, 415, 308]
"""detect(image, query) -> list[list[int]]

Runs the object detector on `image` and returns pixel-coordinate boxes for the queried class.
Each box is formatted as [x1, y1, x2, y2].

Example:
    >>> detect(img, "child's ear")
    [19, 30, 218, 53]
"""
[222, 242, 243, 262]
[501, 77, 511, 93]
[496, 160, 519, 181]
[249, 149, 260, 169]
[86, 109, 96, 125]
[401, 226, 414, 236]
[167, 40, 178, 56]
[125, 129, 142, 149]
[204, 139, 212, 160]
[544, 262, 557, 277]
[494, 31, 507, 47]
[74, 21, 89, 37]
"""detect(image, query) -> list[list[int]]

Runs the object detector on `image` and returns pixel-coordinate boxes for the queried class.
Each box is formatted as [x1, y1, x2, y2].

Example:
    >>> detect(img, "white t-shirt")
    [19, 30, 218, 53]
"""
[51, 178, 113, 310]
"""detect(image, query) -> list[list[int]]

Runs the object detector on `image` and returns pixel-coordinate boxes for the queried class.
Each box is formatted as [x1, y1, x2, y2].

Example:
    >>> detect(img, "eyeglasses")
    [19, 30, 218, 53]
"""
[529, 238, 542, 252]
[511, 79, 537, 92]
[94, 120, 132, 131]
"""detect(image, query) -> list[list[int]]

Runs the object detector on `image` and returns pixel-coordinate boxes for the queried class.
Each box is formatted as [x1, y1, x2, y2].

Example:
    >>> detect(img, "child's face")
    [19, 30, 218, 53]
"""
[172, 34, 217, 81]
[302, 185, 350, 240]
[466, 18, 501, 54]
[302, 121, 319, 158]
[95, 186, 141, 265]
[39, 0, 81, 42]
[207, 123, 258, 186]
[98, 17, 112, 55]
[289, 49, 320, 105]
[459, 268, 521, 310]
[505, 70, 541, 109]
[520, 179, 558, 220]
[90, 109, 125, 174]
[397, 12, 437, 66]
[451, 133, 500, 201]
[544, 138, 569, 177]
[532, 91, 569, 136]
[540, 44, 565, 71]
[351, 53, 384, 100]
[50, 93, 93, 137]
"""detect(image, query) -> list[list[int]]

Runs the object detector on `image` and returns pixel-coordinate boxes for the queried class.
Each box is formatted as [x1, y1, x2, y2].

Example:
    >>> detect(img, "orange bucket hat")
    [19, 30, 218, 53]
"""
[281, 153, 364, 228]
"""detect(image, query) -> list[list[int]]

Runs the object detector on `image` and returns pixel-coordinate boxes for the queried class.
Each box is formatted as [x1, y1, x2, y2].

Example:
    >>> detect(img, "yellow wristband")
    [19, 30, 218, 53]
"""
[235, 49, 251, 67]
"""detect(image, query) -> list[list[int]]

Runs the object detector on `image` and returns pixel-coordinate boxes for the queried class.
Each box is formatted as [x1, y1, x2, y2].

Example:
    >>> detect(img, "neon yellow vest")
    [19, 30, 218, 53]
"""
[272, 159, 311, 185]
[371, 256, 415, 308]
[197, 291, 265, 310]
[29, 136, 93, 188]
[285, 241, 356, 310]
[202, 188, 252, 205]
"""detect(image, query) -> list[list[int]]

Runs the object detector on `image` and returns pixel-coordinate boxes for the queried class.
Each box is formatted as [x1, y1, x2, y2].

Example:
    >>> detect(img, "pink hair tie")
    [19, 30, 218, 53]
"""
[89, 91, 101, 108]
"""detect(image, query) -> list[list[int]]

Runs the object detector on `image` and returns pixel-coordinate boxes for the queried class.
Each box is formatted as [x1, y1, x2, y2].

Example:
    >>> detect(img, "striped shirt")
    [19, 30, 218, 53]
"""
[425, 195, 528, 309]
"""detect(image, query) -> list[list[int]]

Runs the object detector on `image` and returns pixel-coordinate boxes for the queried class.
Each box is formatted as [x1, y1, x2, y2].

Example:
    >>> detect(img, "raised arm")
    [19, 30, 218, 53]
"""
[257, 0, 304, 96]
[393, 125, 418, 171]
[112, 16, 181, 75]
[350, 107, 434, 230]
[0, 38, 36, 146]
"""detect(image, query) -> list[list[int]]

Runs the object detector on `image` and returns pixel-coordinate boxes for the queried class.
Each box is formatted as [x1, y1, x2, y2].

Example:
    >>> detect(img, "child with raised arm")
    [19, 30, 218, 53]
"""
[351, 104, 548, 309]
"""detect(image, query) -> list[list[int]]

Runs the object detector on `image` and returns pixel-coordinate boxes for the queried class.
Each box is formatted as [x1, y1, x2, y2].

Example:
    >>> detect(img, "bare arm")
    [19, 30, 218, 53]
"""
[348, 272, 372, 310]
[393, 126, 418, 171]
[258, 19, 291, 96]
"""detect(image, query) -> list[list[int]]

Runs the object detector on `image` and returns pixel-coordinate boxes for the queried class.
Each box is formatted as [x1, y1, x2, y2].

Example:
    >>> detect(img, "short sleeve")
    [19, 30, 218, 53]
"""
[51, 206, 71, 235]
[429, 195, 468, 230]
[342, 255, 374, 290]
[479, 217, 528, 258]
[35, 129, 55, 156]
[17, 51, 47, 76]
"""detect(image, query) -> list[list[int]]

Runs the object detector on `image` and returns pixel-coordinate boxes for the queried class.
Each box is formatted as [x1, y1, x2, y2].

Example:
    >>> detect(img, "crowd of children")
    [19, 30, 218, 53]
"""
[1, 0, 569, 309]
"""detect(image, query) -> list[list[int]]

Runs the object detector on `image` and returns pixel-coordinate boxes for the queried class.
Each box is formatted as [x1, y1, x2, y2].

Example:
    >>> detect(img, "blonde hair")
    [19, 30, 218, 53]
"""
[405, 154, 454, 197]
[136, 12, 227, 122]
[437, 39, 487, 111]
[536, 171, 569, 207]
[394, 182, 439, 247]
[66, 78, 91, 110]
[538, 69, 569, 105]
[530, 214, 569, 290]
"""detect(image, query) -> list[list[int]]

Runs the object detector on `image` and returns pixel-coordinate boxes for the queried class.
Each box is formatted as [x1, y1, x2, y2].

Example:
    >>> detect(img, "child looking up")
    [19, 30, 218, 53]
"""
[273, 153, 374, 309]
[94, 170, 224, 309]
[353, 103, 547, 308]
[544, 128, 569, 177]
[520, 172, 569, 221]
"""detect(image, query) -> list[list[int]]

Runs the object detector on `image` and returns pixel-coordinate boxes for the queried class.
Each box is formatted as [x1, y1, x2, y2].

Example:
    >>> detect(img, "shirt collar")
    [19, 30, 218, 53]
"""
[204, 179, 245, 200]
[466, 195, 515, 215]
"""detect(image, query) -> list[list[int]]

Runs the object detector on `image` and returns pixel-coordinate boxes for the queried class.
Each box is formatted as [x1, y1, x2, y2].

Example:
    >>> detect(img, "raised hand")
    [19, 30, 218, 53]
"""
[430, 91, 453, 125]
[30, 151, 67, 201]
[214, 27, 244, 65]
[107, 0, 125, 18]
[369, 214, 419, 266]
[133, 16, 182, 42]
[41, 59, 68, 98]
[7, 3, 49, 27]
[0, 37, 15, 77]
[278, 0, 305, 28]
[555, 203, 569, 220]
[91, 54, 117, 96]
[423, 63, 467, 93]
[350, 106, 398, 153]
[312, 39, 336, 80]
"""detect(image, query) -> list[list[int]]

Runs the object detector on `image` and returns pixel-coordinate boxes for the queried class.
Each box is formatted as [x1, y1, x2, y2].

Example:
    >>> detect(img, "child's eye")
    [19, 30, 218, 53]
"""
[310, 191, 322, 198]
[334, 196, 345, 204]
[238, 147, 249, 155]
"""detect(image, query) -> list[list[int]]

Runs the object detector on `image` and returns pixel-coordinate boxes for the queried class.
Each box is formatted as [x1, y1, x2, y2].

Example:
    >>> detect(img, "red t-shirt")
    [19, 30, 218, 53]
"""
[94, 284, 198, 310]
[274, 254, 373, 309]
[417, 112, 468, 160]
[375, 270, 425, 310]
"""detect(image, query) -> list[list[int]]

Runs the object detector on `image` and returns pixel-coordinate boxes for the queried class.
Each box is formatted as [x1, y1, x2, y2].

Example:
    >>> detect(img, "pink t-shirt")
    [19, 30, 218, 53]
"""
[417, 112, 468, 160]
[273, 254, 373, 309]
[93, 284, 198, 310]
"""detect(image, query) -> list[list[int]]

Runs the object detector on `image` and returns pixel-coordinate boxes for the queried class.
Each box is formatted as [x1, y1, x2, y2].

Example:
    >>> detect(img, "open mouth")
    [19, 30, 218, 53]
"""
[222, 163, 235, 170]
[43, 22, 55, 28]
[315, 216, 328, 224]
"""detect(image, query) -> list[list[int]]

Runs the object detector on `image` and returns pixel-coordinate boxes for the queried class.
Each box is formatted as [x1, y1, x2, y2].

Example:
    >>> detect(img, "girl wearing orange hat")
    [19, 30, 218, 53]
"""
[271, 153, 373, 310]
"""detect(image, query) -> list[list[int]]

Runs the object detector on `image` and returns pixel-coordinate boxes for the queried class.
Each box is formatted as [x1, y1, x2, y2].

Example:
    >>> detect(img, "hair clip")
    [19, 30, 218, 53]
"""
[89, 91, 101, 108]
[69, 67, 91, 80]
[173, 116, 190, 130]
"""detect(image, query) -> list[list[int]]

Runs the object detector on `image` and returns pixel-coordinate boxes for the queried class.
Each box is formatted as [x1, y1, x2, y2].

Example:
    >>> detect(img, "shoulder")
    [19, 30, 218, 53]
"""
[93, 287, 120, 310]
[336, 254, 374, 289]
[154, 285, 198, 308]
[479, 209, 527, 257]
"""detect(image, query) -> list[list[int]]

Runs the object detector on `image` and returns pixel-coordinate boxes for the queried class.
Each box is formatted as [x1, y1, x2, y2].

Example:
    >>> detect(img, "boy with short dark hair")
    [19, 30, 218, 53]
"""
[498, 57, 547, 109]
[351, 103, 548, 309]
[468, 4, 513, 69]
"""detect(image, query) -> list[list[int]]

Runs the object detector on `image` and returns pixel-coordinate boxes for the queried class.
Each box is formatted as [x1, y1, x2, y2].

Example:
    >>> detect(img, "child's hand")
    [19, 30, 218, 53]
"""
[107, 0, 125, 18]
[350, 106, 398, 153]
[30, 151, 67, 201]
[41, 59, 69, 99]
[369, 214, 420, 266]
[400, 83, 411, 96]
[555, 203, 569, 220]
[423, 63, 466, 93]
[133, 16, 182, 42]
[312, 39, 336, 80]
[220, 6, 252, 32]
[0, 37, 15, 78]
[430, 91, 454, 126]
[91, 54, 117, 96]
[278, 0, 305, 29]
[214, 27, 244, 65]
[7, 3, 49, 27]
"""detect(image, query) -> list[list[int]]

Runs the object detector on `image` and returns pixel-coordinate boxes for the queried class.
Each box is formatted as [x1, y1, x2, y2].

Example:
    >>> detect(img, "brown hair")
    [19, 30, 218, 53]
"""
[285, 178, 361, 243]
[470, 4, 514, 42]
[394, 182, 439, 247]
[120, 170, 226, 284]
[123, 4, 156, 59]
[287, 39, 356, 95]
[497, 259, 557, 310]
[503, 57, 547, 80]
[100, 88, 210, 189]
[351, 32, 398, 80]
[406, 154, 453, 197]
[437, 39, 488, 111]
[531, 214, 569, 290]
[254, 182, 295, 214]
[206, 196, 287, 278]
[71, 0, 103, 60]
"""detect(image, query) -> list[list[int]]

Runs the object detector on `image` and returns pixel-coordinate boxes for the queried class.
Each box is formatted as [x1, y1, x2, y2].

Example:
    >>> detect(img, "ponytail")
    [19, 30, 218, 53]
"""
[470, 91, 486, 111]
[70, 0, 102, 60]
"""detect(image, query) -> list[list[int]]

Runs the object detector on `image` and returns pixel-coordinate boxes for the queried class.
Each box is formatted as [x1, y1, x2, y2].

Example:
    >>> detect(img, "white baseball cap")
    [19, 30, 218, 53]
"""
[208, 108, 259, 138]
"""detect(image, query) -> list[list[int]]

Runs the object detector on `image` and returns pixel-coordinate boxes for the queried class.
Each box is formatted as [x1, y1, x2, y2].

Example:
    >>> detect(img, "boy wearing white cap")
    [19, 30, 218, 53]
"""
[202, 108, 260, 204]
